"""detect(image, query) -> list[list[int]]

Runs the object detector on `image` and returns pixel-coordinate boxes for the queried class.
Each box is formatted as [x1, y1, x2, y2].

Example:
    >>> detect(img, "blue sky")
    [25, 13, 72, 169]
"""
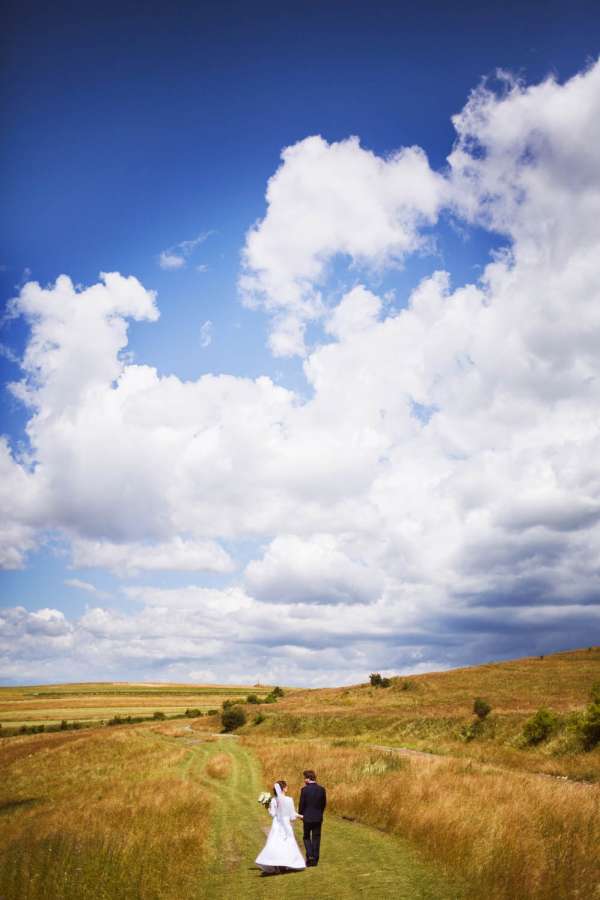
[2, 1, 600, 685]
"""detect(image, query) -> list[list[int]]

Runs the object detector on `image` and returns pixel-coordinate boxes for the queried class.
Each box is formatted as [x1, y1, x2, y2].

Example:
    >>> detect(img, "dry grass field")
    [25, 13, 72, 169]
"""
[0, 723, 214, 899]
[249, 646, 600, 780]
[0, 682, 277, 730]
[1, 649, 599, 898]
[249, 736, 600, 900]
[1, 721, 462, 900]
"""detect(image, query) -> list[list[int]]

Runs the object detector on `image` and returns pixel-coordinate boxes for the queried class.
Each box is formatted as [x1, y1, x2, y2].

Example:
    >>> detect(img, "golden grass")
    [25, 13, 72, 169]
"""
[205, 752, 233, 780]
[0, 726, 212, 900]
[250, 647, 600, 779]
[248, 736, 600, 900]
[0, 680, 294, 730]
[270, 645, 600, 715]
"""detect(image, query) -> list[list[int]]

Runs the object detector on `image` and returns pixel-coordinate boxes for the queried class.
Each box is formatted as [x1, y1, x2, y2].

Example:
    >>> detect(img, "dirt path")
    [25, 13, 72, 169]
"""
[368, 741, 599, 789]
[173, 733, 465, 900]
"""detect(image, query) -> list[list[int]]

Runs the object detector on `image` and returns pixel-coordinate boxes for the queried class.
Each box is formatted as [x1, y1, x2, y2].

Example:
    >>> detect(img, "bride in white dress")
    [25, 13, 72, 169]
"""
[255, 780, 306, 874]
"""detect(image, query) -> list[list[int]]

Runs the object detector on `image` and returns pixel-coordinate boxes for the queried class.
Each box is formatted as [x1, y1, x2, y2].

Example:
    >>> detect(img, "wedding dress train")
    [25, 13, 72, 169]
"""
[255, 788, 306, 872]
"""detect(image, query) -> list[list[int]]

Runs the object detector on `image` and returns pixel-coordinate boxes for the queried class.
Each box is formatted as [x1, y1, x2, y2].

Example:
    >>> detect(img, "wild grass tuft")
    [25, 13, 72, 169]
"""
[205, 752, 233, 779]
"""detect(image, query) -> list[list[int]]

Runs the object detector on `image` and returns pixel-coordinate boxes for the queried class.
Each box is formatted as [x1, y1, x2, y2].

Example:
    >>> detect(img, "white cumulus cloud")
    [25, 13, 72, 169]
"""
[3, 61, 600, 684]
[240, 135, 446, 355]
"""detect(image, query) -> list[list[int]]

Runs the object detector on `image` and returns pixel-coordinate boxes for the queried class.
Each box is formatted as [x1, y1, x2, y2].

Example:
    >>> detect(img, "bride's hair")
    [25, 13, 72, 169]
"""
[275, 779, 287, 792]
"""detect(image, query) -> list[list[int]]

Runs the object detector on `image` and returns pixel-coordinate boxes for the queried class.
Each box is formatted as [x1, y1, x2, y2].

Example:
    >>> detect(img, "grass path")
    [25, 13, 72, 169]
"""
[174, 733, 466, 900]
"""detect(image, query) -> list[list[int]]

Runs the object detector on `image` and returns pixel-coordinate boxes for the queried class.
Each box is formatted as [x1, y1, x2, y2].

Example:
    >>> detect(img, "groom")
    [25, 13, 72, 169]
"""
[298, 769, 327, 867]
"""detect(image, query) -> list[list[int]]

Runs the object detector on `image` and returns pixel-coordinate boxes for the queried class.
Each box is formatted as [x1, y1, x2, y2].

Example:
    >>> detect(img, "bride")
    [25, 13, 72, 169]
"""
[255, 780, 306, 874]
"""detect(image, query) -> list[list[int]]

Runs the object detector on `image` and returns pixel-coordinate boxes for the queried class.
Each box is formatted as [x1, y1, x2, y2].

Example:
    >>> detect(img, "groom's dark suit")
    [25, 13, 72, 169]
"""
[298, 781, 327, 865]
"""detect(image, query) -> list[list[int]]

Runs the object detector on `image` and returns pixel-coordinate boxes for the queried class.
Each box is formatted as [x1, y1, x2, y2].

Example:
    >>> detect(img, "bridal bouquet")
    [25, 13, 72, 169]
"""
[257, 791, 272, 808]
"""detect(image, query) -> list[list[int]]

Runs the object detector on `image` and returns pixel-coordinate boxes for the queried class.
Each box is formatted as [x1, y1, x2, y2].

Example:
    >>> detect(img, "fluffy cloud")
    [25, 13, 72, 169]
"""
[71, 537, 234, 577]
[3, 62, 600, 683]
[240, 135, 446, 355]
[245, 535, 384, 605]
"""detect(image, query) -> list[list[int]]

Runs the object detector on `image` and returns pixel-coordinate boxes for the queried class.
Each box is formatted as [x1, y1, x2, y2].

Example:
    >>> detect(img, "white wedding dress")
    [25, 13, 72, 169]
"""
[255, 787, 306, 872]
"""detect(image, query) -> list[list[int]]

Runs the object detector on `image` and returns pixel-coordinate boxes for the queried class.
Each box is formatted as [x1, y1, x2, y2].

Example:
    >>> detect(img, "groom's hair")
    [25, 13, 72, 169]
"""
[303, 769, 316, 781]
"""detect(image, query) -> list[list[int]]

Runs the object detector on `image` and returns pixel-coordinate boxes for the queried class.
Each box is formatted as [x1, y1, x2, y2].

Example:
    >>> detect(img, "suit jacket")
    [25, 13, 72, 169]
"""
[298, 781, 327, 823]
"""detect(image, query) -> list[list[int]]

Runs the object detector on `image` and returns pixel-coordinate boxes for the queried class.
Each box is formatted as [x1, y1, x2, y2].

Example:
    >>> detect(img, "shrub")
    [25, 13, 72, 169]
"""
[185, 708, 202, 718]
[400, 680, 415, 691]
[523, 708, 558, 745]
[263, 694, 277, 704]
[153, 711, 166, 720]
[370, 672, 391, 688]
[460, 720, 484, 742]
[473, 697, 492, 720]
[271, 686, 285, 698]
[60, 719, 68, 730]
[222, 698, 236, 710]
[206, 708, 218, 716]
[246, 694, 260, 704]
[576, 683, 600, 750]
[221, 706, 246, 732]
[578, 703, 600, 750]
[253, 712, 265, 725]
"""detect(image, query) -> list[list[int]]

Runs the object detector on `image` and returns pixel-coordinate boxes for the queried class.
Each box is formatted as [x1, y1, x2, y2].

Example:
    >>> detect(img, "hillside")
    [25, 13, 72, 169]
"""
[245, 647, 600, 779]
[276, 646, 600, 716]
[1, 649, 599, 899]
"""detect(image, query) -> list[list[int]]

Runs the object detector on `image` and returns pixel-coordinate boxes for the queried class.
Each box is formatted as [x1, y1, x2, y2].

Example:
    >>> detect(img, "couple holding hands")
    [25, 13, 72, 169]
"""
[255, 769, 327, 875]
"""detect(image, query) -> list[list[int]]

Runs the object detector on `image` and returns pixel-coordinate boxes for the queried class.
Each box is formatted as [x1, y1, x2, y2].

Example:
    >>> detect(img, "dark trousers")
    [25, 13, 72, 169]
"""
[303, 820, 322, 863]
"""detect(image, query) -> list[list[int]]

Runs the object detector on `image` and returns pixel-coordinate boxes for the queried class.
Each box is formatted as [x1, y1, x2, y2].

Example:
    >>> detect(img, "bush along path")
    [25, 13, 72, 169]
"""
[175, 732, 466, 900]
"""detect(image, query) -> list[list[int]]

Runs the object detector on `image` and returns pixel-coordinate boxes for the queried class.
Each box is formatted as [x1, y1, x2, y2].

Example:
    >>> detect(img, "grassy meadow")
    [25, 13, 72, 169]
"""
[248, 646, 600, 781]
[0, 682, 277, 732]
[0, 722, 214, 899]
[1, 648, 600, 898]
[248, 736, 600, 900]
[0, 719, 466, 900]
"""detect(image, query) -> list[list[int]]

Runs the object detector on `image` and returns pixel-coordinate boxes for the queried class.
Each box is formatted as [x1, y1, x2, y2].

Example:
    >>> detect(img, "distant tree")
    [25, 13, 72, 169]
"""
[370, 673, 391, 687]
[271, 686, 285, 698]
[473, 698, 492, 720]
[185, 708, 202, 718]
[222, 706, 246, 732]
[60, 719, 68, 730]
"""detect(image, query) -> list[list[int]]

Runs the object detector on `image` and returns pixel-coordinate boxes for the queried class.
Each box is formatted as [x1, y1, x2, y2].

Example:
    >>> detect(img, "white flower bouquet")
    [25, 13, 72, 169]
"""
[257, 791, 272, 808]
